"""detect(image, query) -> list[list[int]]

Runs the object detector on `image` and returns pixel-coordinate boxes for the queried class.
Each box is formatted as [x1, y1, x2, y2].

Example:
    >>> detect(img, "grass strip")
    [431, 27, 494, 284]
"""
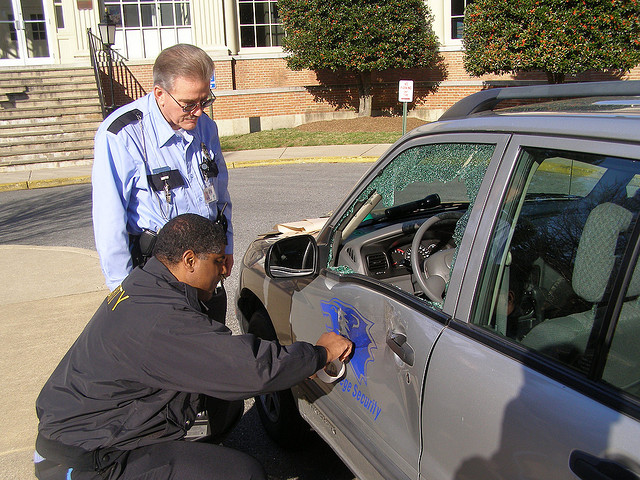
[220, 129, 402, 152]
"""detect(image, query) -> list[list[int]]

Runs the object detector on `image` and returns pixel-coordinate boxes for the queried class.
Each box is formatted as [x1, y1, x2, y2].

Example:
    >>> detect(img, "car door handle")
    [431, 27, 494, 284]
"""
[386, 332, 414, 366]
[570, 450, 640, 480]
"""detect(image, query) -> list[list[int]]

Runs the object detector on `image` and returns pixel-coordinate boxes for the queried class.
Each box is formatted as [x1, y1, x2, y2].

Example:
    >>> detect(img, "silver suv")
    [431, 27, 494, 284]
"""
[236, 81, 640, 480]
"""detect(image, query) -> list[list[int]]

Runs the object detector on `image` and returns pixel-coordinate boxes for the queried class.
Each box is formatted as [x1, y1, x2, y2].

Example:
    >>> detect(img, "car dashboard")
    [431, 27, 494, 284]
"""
[335, 215, 458, 294]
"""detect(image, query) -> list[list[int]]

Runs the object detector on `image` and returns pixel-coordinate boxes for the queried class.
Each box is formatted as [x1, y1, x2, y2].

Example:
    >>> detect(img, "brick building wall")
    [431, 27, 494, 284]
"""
[112, 50, 640, 135]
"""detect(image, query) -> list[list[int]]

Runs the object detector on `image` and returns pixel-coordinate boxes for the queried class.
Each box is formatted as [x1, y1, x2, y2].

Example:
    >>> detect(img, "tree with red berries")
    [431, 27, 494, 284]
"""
[463, 0, 640, 84]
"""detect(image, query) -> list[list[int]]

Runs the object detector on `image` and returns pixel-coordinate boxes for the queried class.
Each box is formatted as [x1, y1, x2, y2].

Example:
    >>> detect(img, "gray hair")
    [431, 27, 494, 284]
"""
[153, 44, 214, 91]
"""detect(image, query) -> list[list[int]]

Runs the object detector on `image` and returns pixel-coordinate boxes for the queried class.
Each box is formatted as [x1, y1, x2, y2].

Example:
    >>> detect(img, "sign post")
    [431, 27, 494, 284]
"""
[209, 72, 216, 117]
[398, 80, 414, 135]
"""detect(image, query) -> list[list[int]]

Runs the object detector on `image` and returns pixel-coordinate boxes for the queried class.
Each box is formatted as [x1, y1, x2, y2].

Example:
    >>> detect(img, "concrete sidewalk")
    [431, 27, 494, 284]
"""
[0, 246, 109, 479]
[0, 144, 389, 192]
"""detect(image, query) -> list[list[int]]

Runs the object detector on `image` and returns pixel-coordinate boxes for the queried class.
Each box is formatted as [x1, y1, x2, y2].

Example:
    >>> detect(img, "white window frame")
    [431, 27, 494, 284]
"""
[441, 0, 473, 50]
[104, 0, 192, 60]
[237, 0, 283, 53]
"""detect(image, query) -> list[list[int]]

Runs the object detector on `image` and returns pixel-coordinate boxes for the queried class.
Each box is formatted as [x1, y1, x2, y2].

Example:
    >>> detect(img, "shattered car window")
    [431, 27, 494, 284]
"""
[329, 143, 495, 269]
[366, 143, 492, 211]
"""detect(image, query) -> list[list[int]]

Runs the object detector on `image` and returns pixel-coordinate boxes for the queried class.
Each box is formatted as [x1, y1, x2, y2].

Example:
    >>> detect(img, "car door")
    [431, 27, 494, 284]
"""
[420, 136, 640, 479]
[282, 135, 509, 480]
[290, 273, 446, 480]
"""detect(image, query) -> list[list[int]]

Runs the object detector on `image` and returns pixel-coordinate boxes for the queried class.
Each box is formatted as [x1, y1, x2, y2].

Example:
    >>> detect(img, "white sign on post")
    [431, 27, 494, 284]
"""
[398, 80, 414, 103]
[399, 80, 414, 135]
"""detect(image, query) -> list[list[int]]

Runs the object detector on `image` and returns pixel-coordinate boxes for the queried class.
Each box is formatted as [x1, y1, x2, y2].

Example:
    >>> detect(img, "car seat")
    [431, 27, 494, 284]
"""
[522, 202, 636, 367]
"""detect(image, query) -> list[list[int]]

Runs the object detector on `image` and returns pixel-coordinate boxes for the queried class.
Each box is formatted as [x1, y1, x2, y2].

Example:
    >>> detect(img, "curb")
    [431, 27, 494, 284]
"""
[0, 157, 377, 192]
[228, 156, 377, 169]
[0, 175, 92, 192]
[29, 175, 93, 189]
[0, 181, 28, 192]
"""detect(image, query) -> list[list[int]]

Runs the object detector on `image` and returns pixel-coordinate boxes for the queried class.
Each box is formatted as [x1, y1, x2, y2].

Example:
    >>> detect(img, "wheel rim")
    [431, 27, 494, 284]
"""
[259, 391, 281, 423]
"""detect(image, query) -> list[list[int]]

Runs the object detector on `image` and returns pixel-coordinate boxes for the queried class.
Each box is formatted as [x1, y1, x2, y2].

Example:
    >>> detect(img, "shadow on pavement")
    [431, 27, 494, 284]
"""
[224, 403, 355, 480]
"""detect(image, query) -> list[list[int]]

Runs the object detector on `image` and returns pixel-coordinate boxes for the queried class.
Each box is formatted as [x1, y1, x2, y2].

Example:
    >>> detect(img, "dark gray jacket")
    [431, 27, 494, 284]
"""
[36, 257, 326, 451]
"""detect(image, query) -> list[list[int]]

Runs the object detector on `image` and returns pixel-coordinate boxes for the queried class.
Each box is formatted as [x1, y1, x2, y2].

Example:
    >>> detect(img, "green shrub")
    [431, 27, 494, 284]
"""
[463, 0, 640, 83]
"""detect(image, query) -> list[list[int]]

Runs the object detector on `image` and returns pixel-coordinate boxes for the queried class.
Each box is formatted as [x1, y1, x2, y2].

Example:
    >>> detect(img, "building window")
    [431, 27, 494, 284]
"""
[451, 0, 473, 40]
[239, 0, 283, 48]
[30, 13, 46, 41]
[8, 14, 17, 42]
[104, 0, 191, 59]
[54, 0, 64, 29]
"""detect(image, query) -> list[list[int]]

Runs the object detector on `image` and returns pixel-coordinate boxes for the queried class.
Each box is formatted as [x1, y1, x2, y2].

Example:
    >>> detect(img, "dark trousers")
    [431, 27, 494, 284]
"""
[35, 441, 266, 480]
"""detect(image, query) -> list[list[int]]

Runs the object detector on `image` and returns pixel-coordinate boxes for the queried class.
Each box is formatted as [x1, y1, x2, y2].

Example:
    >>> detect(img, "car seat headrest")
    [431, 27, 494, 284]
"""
[573, 203, 632, 303]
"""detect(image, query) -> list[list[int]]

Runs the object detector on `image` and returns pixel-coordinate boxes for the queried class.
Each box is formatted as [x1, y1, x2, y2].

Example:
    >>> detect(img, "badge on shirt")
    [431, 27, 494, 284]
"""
[200, 143, 218, 179]
[200, 143, 218, 204]
[203, 179, 217, 204]
[148, 167, 185, 204]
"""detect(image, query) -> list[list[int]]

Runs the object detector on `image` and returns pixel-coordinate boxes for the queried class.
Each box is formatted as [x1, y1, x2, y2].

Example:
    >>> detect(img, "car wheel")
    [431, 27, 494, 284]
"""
[255, 388, 310, 448]
[248, 308, 310, 448]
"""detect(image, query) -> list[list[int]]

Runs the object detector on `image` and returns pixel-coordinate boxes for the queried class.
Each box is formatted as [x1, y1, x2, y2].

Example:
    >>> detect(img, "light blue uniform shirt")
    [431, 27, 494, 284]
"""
[92, 93, 233, 291]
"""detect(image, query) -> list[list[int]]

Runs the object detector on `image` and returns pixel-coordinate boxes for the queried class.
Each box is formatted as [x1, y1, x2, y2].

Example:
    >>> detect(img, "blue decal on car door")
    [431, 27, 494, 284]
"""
[321, 298, 377, 385]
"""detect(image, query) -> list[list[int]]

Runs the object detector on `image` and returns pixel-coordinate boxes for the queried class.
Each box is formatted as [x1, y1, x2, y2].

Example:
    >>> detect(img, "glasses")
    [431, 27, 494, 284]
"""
[166, 89, 216, 113]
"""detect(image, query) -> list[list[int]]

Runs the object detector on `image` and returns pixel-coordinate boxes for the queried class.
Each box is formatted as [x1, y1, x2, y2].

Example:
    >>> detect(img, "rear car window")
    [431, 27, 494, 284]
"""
[472, 147, 640, 398]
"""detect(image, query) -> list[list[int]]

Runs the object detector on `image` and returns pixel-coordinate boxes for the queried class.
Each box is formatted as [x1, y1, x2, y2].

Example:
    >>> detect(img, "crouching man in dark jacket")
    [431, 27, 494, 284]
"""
[35, 213, 352, 480]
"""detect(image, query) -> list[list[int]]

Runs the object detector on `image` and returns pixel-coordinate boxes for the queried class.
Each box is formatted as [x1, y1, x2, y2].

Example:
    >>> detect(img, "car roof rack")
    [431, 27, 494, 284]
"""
[439, 80, 640, 121]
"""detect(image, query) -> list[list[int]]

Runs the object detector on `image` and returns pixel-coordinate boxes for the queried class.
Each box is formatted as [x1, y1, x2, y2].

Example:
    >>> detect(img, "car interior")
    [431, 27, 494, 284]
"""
[331, 142, 495, 306]
[480, 148, 640, 395]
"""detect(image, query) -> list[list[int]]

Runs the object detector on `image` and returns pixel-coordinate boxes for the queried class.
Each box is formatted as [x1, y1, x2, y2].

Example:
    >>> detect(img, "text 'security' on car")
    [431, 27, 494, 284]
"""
[236, 81, 640, 480]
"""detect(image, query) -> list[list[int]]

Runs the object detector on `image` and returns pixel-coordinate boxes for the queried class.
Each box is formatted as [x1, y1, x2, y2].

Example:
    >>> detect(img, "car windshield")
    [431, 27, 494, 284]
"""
[329, 142, 495, 267]
[367, 143, 494, 213]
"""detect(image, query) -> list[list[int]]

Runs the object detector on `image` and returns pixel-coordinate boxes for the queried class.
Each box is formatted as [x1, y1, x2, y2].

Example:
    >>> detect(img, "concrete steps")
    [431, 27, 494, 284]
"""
[0, 112, 103, 126]
[0, 103, 101, 118]
[0, 125, 99, 144]
[0, 66, 103, 171]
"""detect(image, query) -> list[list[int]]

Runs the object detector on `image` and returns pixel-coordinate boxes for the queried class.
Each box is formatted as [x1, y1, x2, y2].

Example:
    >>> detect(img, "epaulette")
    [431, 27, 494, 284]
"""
[107, 109, 143, 134]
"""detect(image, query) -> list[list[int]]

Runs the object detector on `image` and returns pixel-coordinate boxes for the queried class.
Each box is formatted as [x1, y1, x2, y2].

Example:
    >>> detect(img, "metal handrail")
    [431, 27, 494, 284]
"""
[87, 28, 147, 118]
[87, 28, 107, 117]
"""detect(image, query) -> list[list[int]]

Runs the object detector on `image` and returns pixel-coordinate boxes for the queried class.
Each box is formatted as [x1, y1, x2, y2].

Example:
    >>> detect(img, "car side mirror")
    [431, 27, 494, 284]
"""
[265, 235, 318, 278]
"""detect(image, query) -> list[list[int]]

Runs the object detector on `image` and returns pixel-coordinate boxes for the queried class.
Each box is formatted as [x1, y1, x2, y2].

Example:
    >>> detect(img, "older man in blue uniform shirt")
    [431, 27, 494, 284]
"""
[92, 44, 233, 303]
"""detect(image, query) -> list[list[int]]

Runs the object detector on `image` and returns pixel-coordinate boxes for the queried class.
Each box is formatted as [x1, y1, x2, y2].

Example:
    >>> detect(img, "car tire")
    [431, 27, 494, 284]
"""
[248, 308, 311, 448]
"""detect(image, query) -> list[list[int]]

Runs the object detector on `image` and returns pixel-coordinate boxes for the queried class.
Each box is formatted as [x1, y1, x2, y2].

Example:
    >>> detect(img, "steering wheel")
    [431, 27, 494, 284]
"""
[410, 212, 462, 303]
